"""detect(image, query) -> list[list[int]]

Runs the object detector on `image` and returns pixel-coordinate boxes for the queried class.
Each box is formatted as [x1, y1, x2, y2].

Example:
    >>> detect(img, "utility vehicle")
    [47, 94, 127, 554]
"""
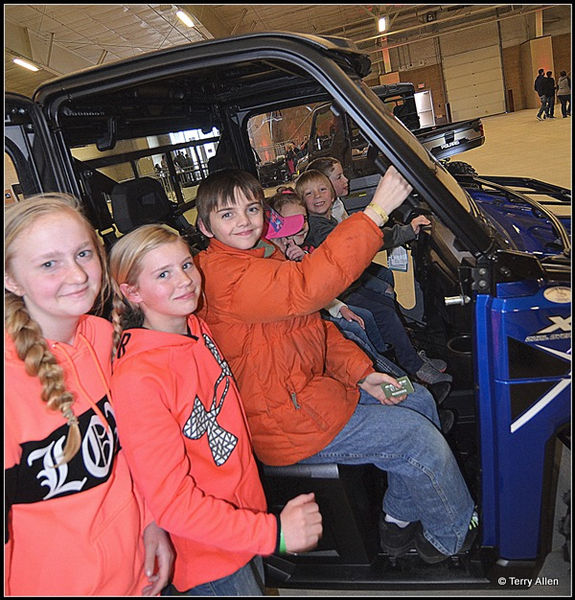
[5, 31, 571, 591]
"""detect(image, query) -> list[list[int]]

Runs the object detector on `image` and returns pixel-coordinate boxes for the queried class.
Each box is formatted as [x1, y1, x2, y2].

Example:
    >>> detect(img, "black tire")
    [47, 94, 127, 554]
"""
[445, 161, 478, 177]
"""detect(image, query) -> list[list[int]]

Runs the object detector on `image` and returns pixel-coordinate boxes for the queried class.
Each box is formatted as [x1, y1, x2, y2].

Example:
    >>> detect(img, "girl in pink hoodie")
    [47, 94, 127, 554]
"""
[108, 223, 322, 595]
[4, 194, 173, 596]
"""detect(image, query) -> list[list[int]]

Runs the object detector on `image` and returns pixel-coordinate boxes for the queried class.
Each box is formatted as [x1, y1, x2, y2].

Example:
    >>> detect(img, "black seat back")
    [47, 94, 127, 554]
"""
[261, 462, 381, 576]
[111, 177, 173, 234]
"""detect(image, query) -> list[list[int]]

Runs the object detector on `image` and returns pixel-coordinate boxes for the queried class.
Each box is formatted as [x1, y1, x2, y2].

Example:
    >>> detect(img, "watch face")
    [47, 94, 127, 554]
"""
[543, 286, 571, 304]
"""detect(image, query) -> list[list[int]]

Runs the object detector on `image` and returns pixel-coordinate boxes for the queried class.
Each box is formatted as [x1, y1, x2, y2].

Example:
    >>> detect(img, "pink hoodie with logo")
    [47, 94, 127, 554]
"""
[4, 315, 151, 596]
[110, 314, 277, 592]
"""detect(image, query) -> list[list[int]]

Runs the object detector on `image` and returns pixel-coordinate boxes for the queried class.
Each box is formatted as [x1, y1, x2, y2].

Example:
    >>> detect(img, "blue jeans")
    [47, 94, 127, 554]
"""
[537, 95, 547, 118]
[344, 303, 388, 353]
[298, 388, 475, 555]
[558, 94, 570, 117]
[325, 308, 406, 378]
[545, 94, 555, 117]
[343, 286, 424, 375]
[161, 557, 264, 596]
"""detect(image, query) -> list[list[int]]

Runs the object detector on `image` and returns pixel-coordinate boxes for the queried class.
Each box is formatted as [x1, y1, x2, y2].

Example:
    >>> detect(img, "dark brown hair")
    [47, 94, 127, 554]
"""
[195, 169, 265, 234]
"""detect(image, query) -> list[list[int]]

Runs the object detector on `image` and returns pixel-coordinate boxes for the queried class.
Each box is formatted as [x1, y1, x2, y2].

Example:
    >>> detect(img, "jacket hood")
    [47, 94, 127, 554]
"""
[114, 314, 203, 364]
[4, 314, 102, 362]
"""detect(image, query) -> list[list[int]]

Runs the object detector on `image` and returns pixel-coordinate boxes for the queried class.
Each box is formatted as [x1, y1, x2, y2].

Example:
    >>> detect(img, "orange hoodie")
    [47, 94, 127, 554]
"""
[110, 314, 277, 592]
[4, 315, 151, 596]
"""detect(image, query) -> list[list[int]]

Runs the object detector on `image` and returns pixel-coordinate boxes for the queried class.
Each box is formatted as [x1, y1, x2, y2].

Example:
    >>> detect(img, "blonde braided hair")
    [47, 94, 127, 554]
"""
[5, 193, 109, 464]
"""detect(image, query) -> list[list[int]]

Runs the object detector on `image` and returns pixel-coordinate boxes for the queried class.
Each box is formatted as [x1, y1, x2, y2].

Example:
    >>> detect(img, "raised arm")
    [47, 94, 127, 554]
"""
[363, 166, 413, 228]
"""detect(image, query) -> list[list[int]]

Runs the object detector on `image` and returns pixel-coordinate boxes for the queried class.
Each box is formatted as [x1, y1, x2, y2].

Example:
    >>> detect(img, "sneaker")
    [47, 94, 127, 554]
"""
[414, 530, 450, 564]
[415, 362, 453, 385]
[379, 516, 420, 557]
[430, 381, 452, 405]
[415, 510, 479, 564]
[418, 350, 447, 372]
[460, 510, 480, 553]
[536, 116, 544, 121]
[439, 408, 455, 435]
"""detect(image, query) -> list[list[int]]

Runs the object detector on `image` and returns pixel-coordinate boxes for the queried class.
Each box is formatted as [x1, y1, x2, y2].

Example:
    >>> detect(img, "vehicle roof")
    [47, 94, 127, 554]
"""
[32, 31, 371, 148]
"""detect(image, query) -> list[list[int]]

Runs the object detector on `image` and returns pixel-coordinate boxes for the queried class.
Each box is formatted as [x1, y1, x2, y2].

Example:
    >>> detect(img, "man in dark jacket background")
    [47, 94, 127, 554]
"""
[541, 71, 556, 118]
[534, 68, 547, 121]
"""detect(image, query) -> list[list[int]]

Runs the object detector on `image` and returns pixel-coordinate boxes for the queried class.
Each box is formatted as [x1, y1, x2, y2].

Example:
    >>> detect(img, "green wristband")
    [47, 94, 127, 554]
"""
[279, 529, 287, 554]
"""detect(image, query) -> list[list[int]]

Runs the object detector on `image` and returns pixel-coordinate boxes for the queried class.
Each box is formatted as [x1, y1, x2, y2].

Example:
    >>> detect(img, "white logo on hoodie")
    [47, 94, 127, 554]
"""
[183, 334, 238, 466]
[27, 401, 117, 500]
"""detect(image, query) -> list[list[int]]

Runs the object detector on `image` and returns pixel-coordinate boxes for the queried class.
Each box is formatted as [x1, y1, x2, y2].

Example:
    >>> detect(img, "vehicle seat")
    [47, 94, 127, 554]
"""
[208, 136, 238, 174]
[260, 462, 381, 567]
[111, 177, 173, 234]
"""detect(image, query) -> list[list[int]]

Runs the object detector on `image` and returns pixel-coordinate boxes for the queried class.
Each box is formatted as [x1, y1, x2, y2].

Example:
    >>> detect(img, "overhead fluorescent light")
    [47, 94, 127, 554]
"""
[176, 9, 194, 28]
[378, 17, 387, 33]
[13, 57, 40, 72]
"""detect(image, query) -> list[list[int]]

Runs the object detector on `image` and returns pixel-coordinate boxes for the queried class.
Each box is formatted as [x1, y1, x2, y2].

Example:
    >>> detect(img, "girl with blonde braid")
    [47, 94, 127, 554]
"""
[4, 194, 173, 596]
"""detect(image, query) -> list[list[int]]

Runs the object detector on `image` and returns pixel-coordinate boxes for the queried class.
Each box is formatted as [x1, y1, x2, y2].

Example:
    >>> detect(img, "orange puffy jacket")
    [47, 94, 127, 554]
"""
[196, 212, 383, 466]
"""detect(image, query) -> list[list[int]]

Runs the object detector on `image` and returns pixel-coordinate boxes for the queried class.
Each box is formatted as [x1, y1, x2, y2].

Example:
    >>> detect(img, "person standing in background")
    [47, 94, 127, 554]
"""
[556, 71, 571, 118]
[542, 71, 556, 119]
[534, 68, 547, 121]
[285, 144, 297, 178]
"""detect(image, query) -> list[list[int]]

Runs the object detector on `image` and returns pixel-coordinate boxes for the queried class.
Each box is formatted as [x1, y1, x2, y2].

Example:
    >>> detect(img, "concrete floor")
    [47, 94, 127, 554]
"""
[276, 108, 572, 597]
[453, 107, 572, 190]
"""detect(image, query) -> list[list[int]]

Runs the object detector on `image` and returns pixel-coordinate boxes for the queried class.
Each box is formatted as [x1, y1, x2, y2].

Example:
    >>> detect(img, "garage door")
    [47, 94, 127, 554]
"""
[442, 45, 506, 121]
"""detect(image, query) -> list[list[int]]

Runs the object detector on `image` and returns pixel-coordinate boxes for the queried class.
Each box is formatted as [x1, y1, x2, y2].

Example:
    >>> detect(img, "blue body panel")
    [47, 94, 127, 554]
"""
[468, 189, 571, 256]
[475, 283, 571, 560]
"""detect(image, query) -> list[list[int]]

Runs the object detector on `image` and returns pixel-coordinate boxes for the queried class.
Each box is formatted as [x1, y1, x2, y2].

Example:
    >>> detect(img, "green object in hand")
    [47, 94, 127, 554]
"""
[381, 376, 415, 398]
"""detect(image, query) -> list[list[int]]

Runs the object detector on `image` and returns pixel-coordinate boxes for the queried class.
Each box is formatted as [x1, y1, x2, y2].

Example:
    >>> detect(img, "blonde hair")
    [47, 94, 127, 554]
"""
[295, 169, 335, 201]
[4, 193, 109, 464]
[108, 224, 184, 357]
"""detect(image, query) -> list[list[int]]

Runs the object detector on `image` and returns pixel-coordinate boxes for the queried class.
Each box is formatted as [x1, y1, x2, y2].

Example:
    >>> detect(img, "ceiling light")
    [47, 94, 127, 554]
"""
[13, 57, 39, 72]
[378, 17, 387, 33]
[176, 9, 194, 28]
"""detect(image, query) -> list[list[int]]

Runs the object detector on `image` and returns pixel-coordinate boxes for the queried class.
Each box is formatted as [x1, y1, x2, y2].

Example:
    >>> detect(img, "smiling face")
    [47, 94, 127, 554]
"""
[299, 174, 335, 217]
[121, 239, 202, 334]
[4, 211, 102, 341]
[200, 188, 264, 250]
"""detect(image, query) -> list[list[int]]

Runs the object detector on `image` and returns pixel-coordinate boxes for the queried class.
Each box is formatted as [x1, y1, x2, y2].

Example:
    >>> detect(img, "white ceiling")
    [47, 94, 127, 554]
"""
[4, 4, 565, 98]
